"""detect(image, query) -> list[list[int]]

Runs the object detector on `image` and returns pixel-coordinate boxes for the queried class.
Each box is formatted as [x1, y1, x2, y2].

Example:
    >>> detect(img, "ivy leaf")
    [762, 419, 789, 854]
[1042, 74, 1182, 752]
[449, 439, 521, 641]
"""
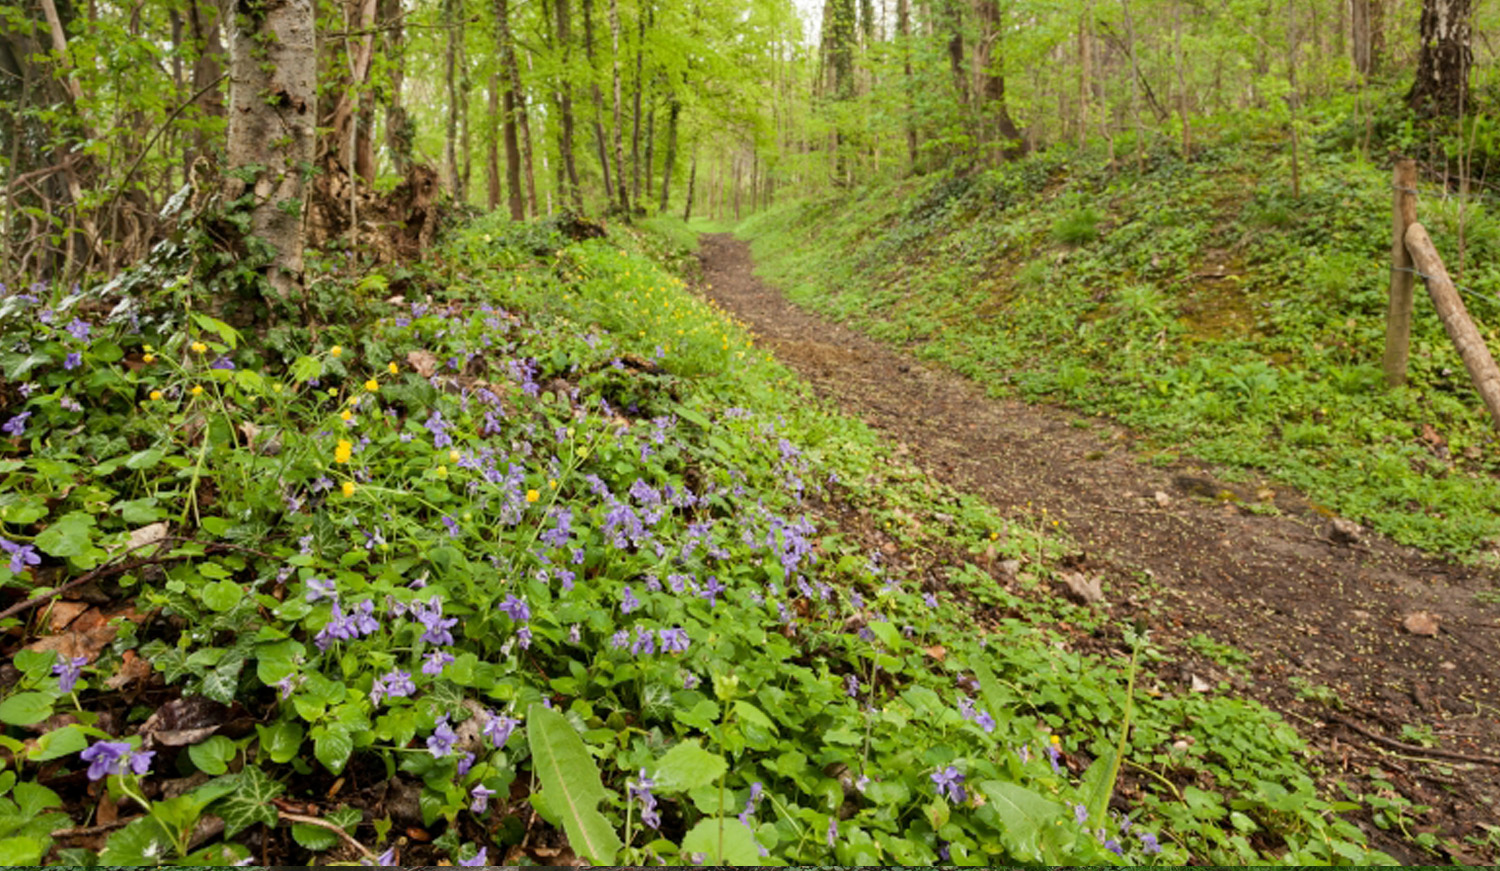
[34, 512, 95, 558]
[198, 652, 246, 704]
[653, 739, 727, 793]
[212, 767, 284, 838]
[526, 702, 620, 864]
[680, 817, 762, 865]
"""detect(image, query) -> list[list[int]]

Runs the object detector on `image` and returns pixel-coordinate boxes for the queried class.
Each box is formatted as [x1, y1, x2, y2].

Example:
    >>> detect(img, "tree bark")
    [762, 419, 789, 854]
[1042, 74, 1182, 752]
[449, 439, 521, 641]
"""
[659, 97, 679, 211]
[488, 71, 502, 210]
[682, 147, 696, 221]
[379, 0, 411, 174]
[495, 0, 525, 219]
[444, 0, 461, 198]
[630, 1, 647, 204]
[1407, 0, 1470, 118]
[185, 0, 225, 169]
[552, 0, 582, 209]
[973, 0, 1021, 160]
[897, 0, 916, 168]
[225, 0, 316, 299]
[609, 0, 630, 214]
[583, 0, 613, 201]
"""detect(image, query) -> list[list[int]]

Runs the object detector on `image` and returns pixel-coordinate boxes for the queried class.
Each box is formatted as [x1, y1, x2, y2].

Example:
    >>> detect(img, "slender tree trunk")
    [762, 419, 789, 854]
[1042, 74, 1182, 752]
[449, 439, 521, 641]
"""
[1122, 0, 1144, 171]
[1077, 4, 1090, 149]
[185, 0, 225, 169]
[496, 0, 525, 219]
[659, 97, 679, 210]
[459, 30, 472, 201]
[1174, 1, 1190, 159]
[973, 0, 1020, 161]
[553, 0, 582, 208]
[583, 0, 613, 201]
[642, 99, 655, 211]
[225, 0, 315, 298]
[682, 147, 696, 220]
[488, 72, 502, 209]
[379, 0, 411, 174]
[630, 2, 648, 204]
[897, 0, 917, 168]
[609, 0, 630, 213]
[444, 0, 461, 197]
[499, 0, 538, 217]
[1287, 0, 1301, 197]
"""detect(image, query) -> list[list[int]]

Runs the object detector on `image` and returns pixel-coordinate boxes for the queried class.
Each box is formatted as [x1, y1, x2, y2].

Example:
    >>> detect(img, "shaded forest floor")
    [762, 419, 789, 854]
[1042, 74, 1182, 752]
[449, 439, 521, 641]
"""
[696, 233, 1500, 863]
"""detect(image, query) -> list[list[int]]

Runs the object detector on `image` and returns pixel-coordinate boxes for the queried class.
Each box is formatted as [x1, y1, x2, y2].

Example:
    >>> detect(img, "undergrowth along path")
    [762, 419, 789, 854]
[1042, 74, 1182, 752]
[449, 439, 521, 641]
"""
[696, 233, 1500, 859]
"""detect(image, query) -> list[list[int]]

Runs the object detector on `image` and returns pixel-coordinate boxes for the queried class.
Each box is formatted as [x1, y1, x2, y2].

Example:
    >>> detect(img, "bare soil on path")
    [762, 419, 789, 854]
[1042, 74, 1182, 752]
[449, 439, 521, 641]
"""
[696, 233, 1500, 863]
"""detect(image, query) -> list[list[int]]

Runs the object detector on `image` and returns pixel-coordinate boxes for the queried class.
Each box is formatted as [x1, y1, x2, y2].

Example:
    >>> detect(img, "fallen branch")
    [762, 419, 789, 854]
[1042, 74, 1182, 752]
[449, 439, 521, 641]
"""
[1324, 711, 1500, 767]
[276, 811, 377, 862]
[0, 535, 221, 622]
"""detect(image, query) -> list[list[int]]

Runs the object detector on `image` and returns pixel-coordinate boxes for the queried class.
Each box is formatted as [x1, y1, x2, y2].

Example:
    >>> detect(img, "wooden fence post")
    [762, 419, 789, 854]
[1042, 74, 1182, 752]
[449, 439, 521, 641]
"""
[1405, 222, 1500, 431]
[1384, 160, 1419, 387]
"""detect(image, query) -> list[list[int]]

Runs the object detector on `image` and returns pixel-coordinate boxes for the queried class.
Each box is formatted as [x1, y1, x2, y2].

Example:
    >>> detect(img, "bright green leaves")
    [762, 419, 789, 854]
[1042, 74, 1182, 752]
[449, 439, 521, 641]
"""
[212, 767, 285, 838]
[0, 693, 54, 727]
[34, 512, 96, 559]
[680, 817, 762, 865]
[525, 703, 619, 865]
[652, 739, 726, 793]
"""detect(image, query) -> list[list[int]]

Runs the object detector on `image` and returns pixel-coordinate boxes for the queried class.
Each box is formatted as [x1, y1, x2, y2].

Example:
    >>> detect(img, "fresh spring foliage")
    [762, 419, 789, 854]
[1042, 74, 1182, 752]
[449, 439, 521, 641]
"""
[739, 135, 1500, 556]
[0, 216, 1392, 865]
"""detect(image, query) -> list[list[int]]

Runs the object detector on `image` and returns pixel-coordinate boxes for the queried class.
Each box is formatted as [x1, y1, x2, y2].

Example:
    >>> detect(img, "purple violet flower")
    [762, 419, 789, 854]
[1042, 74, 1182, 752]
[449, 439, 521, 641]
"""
[54, 654, 88, 692]
[65, 318, 91, 341]
[482, 712, 520, 750]
[458, 846, 487, 867]
[658, 626, 689, 653]
[2, 411, 32, 437]
[470, 784, 496, 813]
[620, 585, 641, 614]
[423, 649, 454, 676]
[931, 766, 966, 803]
[427, 717, 457, 757]
[699, 575, 726, 608]
[499, 594, 530, 622]
[1, 538, 41, 574]
[79, 740, 153, 781]
[64, 352, 81, 370]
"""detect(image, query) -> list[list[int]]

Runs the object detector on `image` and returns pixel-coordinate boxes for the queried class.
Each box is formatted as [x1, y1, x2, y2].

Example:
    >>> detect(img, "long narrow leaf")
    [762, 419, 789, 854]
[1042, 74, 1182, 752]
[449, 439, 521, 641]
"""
[526, 703, 621, 864]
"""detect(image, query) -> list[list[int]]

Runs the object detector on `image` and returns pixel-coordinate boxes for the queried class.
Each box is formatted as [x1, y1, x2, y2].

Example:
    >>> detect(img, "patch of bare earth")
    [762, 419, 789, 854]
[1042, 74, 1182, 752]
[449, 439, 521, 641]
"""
[696, 233, 1500, 865]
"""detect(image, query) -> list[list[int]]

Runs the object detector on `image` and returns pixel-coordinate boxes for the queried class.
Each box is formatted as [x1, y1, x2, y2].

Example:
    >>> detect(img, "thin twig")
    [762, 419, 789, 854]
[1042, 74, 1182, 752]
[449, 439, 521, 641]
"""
[1324, 711, 1500, 767]
[51, 817, 137, 838]
[276, 811, 378, 861]
[97, 72, 228, 227]
[1, 535, 197, 621]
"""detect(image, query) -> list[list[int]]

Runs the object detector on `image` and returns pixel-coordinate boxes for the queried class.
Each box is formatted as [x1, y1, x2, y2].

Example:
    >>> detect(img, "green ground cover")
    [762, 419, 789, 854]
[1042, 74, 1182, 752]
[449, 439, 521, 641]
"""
[0, 214, 1394, 865]
[735, 134, 1500, 557]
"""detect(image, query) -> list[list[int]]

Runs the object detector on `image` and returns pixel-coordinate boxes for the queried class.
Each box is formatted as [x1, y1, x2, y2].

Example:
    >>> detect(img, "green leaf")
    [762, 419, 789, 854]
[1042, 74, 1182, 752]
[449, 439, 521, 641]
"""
[0, 495, 47, 525]
[679, 817, 762, 865]
[192, 312, 241, 349]
[0, 836, 47, 866]
[34, 512, 96, 558]
[314, 725, 354, 774]
[977, 780, 1068, 864]
[0, 692, 55, 726]
[12, 781, 61, 817]
[653, 739, 727, 793]
[291, 355, 322, 382]
[100, 815, 175, 865]
[212, 767, 284, 837]
[526, 703, 620, 864]
[292, 823, 339, 851]
[257, 721, 305, 764]
[200, 580, 243, 612]
[28, 724, 88, 762]
[124, 449, 164, 470]
[187, 735, 237, 775]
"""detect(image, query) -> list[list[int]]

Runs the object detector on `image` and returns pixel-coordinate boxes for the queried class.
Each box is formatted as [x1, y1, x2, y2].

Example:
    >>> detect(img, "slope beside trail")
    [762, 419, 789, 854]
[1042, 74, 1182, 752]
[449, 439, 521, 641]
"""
[695, 232, 1500, 858]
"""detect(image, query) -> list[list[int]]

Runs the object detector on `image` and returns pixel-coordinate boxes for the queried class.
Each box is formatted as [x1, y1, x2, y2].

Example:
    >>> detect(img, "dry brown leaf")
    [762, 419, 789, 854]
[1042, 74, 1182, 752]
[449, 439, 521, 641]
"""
[47, 600, 89, 632]
[406, 349, 439, 377]
[1402, 611, 1440, 637]
[1060, 571, 1105, 605]
[104, 650, 154, 691]
[925, 645, 947, 661]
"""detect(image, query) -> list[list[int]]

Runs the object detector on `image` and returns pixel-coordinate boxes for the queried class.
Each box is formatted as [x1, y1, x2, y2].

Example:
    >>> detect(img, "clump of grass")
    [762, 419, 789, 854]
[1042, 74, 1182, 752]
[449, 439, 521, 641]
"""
[1052, 208, 1101, 245]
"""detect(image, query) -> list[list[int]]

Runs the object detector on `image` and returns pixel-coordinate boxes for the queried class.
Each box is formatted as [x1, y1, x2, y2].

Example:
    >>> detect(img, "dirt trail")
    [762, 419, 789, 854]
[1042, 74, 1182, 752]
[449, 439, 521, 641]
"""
[696, 233, 1500, 861]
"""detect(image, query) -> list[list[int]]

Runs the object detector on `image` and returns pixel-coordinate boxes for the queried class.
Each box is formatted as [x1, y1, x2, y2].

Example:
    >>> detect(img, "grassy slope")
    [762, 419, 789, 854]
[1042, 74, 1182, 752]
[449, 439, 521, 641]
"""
[736, 133, 1500, 557]
[0, 213, 1393, 866]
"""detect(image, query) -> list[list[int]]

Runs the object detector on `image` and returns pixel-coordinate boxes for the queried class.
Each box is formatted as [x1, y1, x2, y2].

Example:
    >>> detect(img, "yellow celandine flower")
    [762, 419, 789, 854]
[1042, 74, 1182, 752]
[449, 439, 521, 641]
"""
[149, 390, 163, 401]
[342, 481, 356, 497]
[330, 345, 343, 357]
[525, 489, 540, 503]
[143, 353, 156, 363]
[548, 479, 557, 489]
[335, 439, 353, 464]
[576, 446, 589, 459]
[448, 449, 460, 462]
[388, 362, 399, 375]
[365, 379, 379, 392]
[435, 465, 448, 478]
[190, 385, 204, 396]
[190, 341, 207, 353]
[327, 388, 338, 398]
[272, 383, 284, 393]
[340, 409, 353, 422]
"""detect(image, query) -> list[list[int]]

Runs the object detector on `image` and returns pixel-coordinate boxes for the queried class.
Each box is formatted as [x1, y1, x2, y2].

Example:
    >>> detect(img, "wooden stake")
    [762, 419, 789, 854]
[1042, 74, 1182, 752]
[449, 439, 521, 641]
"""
[1384, 159, 1418, 387]
[1405, 221, 1500, 430]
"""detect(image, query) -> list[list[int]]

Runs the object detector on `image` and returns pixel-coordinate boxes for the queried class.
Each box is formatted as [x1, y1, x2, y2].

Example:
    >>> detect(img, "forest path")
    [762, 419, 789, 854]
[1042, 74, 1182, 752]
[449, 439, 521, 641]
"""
[696, 232, 1500, 859]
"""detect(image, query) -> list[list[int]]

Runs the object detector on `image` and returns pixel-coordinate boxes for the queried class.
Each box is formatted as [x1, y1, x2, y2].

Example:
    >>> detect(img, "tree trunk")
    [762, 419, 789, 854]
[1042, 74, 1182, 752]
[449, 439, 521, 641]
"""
[642, 99, 655, 211]
[379, 0, 411, 174]
[554, 0, 583, 208]
[496, 0, 525, 219]
[1351, 0, 1371, 78]
[630, 2, 647, 204]
[609, 0, 630, 214]
[973, 0, 1021, 161]
[682, 147, 696, 221]
[583, 0, 614, 201]
[1077, 5, 1089, 149]
[225, 0, 316, 299]
[897, 0, 916, 169]
[488, 71, 502, 210]
[444, 0, 461, 198]
[1407, 0, 1470, 118]
[659, 97, 679, 211]
[185, 0, 225, 169]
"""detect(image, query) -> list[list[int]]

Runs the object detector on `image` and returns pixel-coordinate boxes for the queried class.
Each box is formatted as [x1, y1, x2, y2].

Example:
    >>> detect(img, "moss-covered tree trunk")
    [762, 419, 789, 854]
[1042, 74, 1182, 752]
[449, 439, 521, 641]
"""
[1407, 0, 1470, 118]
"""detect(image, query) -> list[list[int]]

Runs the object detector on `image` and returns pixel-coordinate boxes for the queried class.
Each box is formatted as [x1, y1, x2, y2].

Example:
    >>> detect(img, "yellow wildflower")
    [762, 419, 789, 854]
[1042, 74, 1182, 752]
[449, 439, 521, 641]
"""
[330, 345, 343, 357]
[365, 379, 379, 392]
[335, 439, 353, 464]
[340, 409, 353, 422]
[143, 353, 156, 363]
[525, 489, 540, 503]
[388, 362, 399, 375]
[548, 479, 557, 489]
[341, 481, 356, 497]
[435, 464, 448, 478]
[190, 385, 204, 396]
[149, 390, 163, 401]
[190, 341, 207, 353]
[448, 449, 460, 463]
